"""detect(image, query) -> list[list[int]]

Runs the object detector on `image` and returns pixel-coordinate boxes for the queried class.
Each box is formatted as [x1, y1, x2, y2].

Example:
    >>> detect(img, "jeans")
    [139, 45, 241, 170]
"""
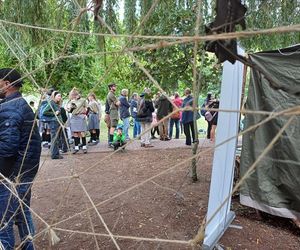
[0, 181, 35, 250]
[49, 120, 60, 158]
[0, 181, 16, 250]
[15, 182, 35, 250]
[122, 117, 130, 140]
[169, 118, 180, 139]
[133, 119, 141, 138]
[183, 121, 195, 145]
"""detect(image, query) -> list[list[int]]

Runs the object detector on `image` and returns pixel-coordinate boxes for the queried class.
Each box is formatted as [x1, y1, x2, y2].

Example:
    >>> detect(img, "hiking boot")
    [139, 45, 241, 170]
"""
[52, 155, 63, 160]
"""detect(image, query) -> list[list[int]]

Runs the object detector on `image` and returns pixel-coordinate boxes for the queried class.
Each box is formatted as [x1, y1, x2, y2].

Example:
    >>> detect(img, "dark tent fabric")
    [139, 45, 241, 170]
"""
[240, 44, 300, 219]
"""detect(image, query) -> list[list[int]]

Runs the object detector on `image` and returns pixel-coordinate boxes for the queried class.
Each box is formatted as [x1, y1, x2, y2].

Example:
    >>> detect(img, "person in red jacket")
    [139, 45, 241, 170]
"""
[169, 92, 183, 139]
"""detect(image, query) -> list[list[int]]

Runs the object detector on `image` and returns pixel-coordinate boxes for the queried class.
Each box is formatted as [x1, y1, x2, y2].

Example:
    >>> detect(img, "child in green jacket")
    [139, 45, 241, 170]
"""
[112, 124, 126, 150]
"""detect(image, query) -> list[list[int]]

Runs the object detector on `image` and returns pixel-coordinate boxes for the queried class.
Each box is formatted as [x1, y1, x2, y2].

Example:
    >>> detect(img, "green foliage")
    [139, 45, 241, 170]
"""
[0, 0, 298, 100]
[124, 0, 137, 33]
[241, 0, 300, 51]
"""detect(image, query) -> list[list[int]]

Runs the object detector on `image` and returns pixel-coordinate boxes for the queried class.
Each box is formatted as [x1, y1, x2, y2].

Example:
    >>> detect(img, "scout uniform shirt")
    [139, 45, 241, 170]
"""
[107, 91, 119, 120]
[69, 98, 87, 115]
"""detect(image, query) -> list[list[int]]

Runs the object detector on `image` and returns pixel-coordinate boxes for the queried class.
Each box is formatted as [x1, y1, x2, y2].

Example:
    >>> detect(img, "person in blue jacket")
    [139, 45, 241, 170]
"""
[181, 88, 199, 146]
[119, 89, 131, 140]
[130, 92, 141, 138]
[0, 68, 41, 250]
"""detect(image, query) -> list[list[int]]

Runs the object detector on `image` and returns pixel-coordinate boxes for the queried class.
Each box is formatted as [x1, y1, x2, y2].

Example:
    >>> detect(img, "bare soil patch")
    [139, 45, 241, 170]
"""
[31, 148, 300, 249]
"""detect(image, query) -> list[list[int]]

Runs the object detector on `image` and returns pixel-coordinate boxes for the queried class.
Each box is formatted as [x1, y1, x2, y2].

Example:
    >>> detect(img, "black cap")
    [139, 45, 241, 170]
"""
[0, 68, 23, 87]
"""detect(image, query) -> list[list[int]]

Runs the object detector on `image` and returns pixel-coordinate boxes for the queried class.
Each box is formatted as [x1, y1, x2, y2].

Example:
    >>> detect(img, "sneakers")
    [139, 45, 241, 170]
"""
[144, 144, 154, 148]
[72, 148, 87, 154]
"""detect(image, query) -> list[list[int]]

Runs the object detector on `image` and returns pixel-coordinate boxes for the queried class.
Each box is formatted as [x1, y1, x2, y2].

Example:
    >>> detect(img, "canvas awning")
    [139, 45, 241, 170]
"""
[240, 44, 300, 219]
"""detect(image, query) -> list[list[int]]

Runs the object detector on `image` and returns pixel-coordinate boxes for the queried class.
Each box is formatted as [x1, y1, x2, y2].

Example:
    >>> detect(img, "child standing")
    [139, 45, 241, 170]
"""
[67, 88, 88, 154]
[87, 93, 100, 145]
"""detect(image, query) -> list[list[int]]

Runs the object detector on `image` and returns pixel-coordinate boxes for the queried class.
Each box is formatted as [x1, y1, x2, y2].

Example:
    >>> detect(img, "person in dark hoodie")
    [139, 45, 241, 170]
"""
[136, 89, 155, 148]
[155, 92, 173, 141]
[0, 68, 41, 250]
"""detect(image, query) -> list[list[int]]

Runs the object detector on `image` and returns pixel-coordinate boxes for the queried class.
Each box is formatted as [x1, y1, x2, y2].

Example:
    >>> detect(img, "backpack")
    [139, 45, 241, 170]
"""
[38, 100, 49, 120]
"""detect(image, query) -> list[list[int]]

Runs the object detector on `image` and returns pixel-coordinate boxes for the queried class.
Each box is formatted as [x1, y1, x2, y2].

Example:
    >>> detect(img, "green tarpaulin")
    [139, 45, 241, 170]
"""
[240, 44, 300, 219]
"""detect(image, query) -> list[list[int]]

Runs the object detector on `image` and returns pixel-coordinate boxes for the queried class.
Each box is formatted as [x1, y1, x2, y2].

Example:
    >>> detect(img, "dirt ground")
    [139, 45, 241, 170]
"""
[30, 147, 300, 249]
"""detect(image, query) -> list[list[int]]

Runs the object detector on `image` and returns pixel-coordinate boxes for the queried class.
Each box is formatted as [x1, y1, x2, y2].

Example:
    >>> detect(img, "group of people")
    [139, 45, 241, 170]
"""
[38, 88, 102, 159]
[105, 84, 211, 148]
[38, 83, 220, 157]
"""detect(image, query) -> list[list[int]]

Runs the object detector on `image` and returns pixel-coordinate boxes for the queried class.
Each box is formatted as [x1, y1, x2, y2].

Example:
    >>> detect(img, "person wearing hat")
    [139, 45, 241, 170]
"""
[0, 68, 41, 249]
[112, 124, 126, 151]
[106, 83, 120, 147]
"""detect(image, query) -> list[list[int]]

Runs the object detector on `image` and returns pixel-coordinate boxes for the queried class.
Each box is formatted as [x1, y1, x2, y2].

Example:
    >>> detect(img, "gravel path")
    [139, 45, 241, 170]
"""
[41, 138, 214, 156]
